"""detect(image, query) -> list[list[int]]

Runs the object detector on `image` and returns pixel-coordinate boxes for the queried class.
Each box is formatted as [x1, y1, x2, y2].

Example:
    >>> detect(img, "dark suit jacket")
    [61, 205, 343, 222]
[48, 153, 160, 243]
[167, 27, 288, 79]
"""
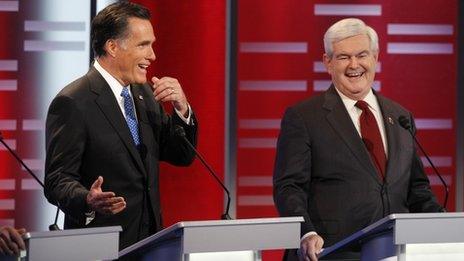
[273, 86, 443, 258]
[44, 67, 197, 249]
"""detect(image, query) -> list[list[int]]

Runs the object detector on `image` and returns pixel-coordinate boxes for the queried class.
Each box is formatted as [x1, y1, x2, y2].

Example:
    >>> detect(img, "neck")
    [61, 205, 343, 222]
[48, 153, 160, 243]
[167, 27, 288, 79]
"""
[96, 56, 128, 86]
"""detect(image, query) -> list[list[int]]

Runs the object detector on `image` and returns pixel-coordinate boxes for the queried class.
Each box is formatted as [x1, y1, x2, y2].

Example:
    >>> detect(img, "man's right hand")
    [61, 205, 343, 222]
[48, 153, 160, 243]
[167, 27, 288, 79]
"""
[86, 176, 126, 215]
[299, 234, 324, 261]
[0, 227, 26, 256]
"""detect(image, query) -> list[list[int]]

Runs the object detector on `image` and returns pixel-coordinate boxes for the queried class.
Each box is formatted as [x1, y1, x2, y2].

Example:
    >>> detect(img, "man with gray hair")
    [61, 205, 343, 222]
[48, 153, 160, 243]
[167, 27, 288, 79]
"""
[273, 18, 444, 261]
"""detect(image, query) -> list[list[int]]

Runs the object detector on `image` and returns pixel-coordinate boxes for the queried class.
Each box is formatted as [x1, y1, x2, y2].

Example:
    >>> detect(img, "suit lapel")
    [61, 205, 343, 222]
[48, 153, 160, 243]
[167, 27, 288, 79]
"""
[323, 86, 382, 184]
[376, 94, 400, 183]
[87, 68, 147, 177]
[131, 84, 153, 173]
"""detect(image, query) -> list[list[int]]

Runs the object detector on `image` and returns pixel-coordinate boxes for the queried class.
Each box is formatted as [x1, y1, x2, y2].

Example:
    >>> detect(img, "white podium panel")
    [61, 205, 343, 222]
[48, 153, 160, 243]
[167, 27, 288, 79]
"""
[119, 217, 304, 261]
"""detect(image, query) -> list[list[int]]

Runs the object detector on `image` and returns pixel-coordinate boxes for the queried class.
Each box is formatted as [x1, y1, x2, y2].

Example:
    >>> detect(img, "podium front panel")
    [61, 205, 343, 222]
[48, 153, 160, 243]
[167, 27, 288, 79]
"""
[183, 221, 300, 253]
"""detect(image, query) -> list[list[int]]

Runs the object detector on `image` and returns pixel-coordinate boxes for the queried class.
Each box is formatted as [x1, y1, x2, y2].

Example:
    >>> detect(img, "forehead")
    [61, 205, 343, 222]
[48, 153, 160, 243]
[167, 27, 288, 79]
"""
[332, 34, 370, 54]
[125, 17, 156, 41]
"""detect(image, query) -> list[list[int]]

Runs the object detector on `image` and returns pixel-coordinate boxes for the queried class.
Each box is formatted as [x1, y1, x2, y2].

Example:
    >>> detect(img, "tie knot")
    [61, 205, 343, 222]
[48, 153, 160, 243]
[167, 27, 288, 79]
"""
[121, 87, 130, 97]
[355, 100, 370, 111]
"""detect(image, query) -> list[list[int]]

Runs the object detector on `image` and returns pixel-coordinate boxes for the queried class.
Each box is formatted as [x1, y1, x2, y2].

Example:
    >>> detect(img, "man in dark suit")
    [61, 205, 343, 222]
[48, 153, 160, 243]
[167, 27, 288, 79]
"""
[44, 2, 197, 249]
[273, 18, 444, 261]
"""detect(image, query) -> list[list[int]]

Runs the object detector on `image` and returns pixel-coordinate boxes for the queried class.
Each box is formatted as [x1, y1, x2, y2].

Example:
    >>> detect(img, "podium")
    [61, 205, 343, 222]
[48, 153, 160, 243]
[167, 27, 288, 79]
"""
[21, 226, 121, 261]
[319, 212, 464, 261]
[119, 217, 304, 260]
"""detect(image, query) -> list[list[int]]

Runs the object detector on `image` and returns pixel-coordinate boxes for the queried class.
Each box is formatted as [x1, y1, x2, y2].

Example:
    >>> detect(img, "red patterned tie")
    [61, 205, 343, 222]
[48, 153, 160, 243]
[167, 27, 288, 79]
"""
[355, 100, 386, 178]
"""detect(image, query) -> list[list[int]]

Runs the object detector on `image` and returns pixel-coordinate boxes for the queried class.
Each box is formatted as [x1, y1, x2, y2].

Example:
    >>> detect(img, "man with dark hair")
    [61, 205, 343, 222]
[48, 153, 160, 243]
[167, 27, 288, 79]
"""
[44, 2, 197, 249]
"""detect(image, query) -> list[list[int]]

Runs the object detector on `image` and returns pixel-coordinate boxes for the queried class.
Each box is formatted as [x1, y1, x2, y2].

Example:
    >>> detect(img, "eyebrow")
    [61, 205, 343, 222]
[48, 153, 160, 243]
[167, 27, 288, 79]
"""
[138, 40, 153, 45]
[335, 50, 370, 58]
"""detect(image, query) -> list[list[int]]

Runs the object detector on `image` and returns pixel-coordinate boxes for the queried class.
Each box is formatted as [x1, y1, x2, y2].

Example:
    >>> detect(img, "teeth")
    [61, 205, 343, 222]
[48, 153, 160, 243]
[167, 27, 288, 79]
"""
[346, 72, 362, 77]
[139, 64, 148, 69]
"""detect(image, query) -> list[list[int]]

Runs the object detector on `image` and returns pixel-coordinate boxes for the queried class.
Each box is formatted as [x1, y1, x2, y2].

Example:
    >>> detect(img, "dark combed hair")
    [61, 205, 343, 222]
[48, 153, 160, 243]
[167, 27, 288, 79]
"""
[91, 1, 151, 57]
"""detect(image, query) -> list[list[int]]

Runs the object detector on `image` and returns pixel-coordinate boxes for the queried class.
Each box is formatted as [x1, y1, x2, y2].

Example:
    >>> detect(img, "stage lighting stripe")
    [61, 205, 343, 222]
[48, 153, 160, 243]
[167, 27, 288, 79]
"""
[313, 80, 381, 92]
[239, 138, 277, 148]
[387, 43, 453, 54]
[0, 1, 19, 12]
[238, 195, 274, 206]
[24, 40, 86, 51]
[240, 42, 307, 53]
[0, 60, 18, 71]
[240, 80, 307, 91]
[388, 24, 453, 35]
[239, 119, 281, 129]
[24, 21, 86, 32]
[314, 4, 381, 16]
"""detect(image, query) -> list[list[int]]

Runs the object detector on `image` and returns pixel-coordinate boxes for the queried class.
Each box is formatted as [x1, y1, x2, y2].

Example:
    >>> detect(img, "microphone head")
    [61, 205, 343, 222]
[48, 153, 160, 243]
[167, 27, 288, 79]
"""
[49, 224, 61, 231]
[174, 125, 186, 137]
[398, 116, 411, 130]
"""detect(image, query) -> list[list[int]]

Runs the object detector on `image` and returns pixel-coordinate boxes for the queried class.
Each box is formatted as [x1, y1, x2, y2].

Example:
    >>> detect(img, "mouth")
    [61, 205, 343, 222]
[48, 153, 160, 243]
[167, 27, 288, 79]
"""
[138, 64, 149, 73]
[345, 71, 365, 80]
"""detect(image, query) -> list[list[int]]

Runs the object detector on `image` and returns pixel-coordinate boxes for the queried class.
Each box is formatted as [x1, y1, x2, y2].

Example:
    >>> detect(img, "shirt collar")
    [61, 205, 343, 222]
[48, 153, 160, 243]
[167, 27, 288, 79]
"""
[335, 87, 378, 112]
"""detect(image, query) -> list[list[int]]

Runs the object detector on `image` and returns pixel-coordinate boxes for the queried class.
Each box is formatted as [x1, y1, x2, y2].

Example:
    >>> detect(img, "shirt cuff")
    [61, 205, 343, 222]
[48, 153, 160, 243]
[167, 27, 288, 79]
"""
[85, 211, 95, 225]
[301, 231, 318, 242]
[175, 104, 193, 125]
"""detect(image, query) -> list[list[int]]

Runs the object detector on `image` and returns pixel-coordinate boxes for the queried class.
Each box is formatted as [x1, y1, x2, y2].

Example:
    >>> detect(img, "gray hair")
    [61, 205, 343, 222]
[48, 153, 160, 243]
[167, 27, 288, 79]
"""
[323, 18, 379, 57]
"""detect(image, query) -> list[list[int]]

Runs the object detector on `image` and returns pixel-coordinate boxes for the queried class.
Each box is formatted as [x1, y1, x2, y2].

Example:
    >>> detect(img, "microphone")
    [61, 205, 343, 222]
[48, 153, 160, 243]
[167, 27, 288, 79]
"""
[174, 125, 232, 220]
[0, 131, 62, 230]
[398, 115, 449, 210]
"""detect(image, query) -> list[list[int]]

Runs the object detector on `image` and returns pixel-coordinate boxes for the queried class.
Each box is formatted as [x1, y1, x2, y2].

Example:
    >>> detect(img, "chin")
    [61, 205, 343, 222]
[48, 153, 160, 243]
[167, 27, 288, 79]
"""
[135, 78, 147, 85]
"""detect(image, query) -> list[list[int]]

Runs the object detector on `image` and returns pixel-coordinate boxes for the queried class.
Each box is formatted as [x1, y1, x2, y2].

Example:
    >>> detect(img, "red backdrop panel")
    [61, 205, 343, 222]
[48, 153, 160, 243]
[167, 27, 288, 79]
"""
[132, 0, 226, 226]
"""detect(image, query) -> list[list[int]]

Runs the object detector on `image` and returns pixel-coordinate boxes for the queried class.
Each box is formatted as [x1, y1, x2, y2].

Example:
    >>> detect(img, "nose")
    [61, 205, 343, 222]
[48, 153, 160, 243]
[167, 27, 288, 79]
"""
[348, 57, 359, 68]
[147, 46, 156, 61]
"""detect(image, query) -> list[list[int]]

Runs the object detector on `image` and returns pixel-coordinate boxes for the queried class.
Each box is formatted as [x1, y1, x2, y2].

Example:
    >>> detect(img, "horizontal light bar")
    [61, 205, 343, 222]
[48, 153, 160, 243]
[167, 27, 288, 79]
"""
[0, 1, 19, 12]
[0, 80, 17, 91]
[24, 21, 86, 32]
[0, 119, 17, 130]
[240, 42, 307, 53]
[387, 43, 453, 54]
[314, 4, 381, 16]
[313, 80, 381, 91]
[24, 40, 86, 51]
[239, 119, 280, 129]
[238, 195, 274, 206]
[239, 138, 277, 148]
[387, 24, 453, 35]
[240, 80, 307, 91]
[0, 60, 18, 71]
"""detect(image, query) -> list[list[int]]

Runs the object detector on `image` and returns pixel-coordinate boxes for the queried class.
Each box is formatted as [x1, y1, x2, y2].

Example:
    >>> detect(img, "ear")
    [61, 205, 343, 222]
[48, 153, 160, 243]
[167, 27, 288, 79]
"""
[373, 50, 379, 62]
[104, 39, 118, 58]
[323, 53, 333, 74]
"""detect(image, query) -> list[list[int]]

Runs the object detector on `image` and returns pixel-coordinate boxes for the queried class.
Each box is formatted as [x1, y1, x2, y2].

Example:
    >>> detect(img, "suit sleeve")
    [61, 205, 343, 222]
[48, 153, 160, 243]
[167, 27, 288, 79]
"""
[273, 107, 314, 236]
[158, 102, 198, 166]
[407, 113, 445, 212]
[44, 95, 89, 222]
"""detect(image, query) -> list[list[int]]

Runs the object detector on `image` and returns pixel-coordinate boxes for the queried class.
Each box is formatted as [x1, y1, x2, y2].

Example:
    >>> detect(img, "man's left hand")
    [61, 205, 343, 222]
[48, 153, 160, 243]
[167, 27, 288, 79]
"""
[151, 76, 188, 117]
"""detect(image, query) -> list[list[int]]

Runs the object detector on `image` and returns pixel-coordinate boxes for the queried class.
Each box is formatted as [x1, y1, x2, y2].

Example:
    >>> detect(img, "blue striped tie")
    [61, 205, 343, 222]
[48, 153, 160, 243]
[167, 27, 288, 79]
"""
[121, 87, 140, 146]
